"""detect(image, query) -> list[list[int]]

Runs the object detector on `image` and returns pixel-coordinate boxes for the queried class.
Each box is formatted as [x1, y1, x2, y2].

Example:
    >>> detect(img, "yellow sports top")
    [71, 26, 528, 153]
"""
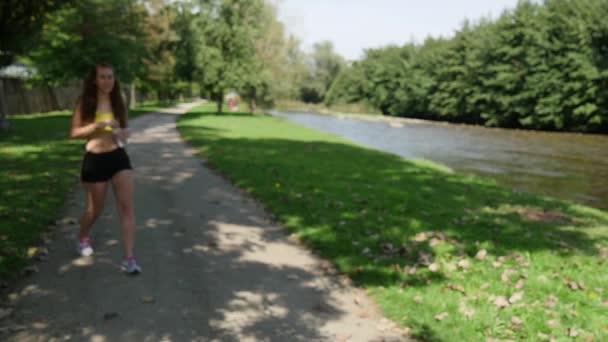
[94, 112, 114, 132]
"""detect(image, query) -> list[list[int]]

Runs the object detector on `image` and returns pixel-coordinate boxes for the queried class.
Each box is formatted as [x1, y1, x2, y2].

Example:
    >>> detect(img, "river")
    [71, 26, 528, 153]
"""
[273, 111, 608, 210]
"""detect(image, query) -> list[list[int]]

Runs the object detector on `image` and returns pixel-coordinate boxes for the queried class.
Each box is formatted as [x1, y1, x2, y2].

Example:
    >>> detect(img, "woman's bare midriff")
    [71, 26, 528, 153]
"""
[86, 131, 118, 153]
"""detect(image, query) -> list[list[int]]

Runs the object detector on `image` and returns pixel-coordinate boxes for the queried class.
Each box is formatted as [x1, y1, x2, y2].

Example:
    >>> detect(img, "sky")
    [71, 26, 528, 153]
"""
[276, 0, 528, 60]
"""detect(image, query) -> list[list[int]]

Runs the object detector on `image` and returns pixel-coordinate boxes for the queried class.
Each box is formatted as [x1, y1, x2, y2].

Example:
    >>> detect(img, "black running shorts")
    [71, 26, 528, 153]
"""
[80, 148, 133, 183]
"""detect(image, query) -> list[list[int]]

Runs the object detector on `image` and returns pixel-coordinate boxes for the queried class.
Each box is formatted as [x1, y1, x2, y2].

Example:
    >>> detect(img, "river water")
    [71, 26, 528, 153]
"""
[273, 111, 608, 210]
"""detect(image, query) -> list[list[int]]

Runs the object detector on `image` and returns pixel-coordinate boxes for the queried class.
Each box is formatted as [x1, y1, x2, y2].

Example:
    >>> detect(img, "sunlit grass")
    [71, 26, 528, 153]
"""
[177, 104, 608, 341]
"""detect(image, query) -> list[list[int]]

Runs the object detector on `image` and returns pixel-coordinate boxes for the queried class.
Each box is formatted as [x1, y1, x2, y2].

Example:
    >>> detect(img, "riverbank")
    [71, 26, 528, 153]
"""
[178, 104, 608, 341]
[0, 101, 179, 280]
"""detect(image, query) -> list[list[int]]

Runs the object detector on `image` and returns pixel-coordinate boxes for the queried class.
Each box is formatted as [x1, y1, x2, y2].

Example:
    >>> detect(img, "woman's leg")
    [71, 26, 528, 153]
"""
[111, 169, 136, 258]
[79, 182, 109, 240]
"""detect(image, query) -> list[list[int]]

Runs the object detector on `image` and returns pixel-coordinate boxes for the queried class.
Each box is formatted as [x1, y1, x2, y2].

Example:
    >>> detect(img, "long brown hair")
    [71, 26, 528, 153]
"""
[78, 63, 127, 128]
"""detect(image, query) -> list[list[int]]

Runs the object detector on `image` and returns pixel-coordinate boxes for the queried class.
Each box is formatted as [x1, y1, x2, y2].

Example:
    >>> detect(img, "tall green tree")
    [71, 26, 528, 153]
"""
[192, 0, 265, 113]
[171, 0, 198, 97]
[300, 41, 346, 103]
[24, 0, 147, 84]
[139, 0, 179, 101]
[0, 0, 78, 130]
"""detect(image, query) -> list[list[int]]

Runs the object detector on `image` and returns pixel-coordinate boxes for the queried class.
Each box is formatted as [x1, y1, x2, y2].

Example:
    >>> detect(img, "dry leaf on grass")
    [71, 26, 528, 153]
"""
[491, 296, 510, 309]
[413, 232, 429, 242]
[564, 279, 585, 291]
[546, 319, 559, 328]
[545, 295, 559, 308]
[434, 312, 449, 321]
[446, 284, 466, 294]
[508, 291, 524, 304]
[475, 249, 488, 260]
[501, 269, 517, 283]
[428, 263, 440, 272]
[458, 303, 475, 319]
[567, 328, 579, 337]
[511, 316, 523, 329]
[457, 259, 471, 270]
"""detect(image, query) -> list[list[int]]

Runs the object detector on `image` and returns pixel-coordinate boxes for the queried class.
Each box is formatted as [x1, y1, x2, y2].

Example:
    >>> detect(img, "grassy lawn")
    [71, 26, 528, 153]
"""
[0, 101, 177, 280]
[177, 104, 608, 342]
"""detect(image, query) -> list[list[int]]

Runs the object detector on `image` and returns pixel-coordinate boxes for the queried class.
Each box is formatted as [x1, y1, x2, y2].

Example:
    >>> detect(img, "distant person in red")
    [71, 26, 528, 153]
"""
[229, 96, 238, 112]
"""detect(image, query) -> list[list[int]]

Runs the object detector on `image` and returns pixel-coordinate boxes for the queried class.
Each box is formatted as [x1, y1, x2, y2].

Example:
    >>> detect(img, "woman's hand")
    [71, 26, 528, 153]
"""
[114, 128, 129, 141]
[95, 119, 120, 131]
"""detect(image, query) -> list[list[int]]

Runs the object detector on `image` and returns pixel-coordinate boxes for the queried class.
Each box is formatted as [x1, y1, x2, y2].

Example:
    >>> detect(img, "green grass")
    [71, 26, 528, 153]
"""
[177, 104, 608, 342]
[0, 101, 177, 280]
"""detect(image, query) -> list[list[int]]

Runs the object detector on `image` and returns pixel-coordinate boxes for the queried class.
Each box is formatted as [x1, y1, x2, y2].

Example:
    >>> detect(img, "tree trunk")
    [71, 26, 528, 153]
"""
[0, 79, 9, 131]
[217, 89, 224, 114]
[129, 83, 136, 109]
[249, 87, 257, 113]
[48, 86, 60, 111]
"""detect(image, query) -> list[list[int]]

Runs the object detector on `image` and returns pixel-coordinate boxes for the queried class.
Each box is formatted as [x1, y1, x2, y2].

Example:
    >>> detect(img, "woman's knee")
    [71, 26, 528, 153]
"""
[117, 202, 134, 218]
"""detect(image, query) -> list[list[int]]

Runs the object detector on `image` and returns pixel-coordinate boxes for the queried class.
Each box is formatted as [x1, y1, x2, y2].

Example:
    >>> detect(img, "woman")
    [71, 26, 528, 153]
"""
[70, 63, 141, 274]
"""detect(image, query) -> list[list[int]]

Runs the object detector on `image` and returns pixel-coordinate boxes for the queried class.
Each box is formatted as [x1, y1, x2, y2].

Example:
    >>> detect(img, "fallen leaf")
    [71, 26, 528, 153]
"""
[492, 296, 510, 309]
[546, 319, 559, 328]
[429, 238, 442, 247]
[434, 312, 448, 321]
[567, 328, 579, 337]
[564, 279, 582, 291]
[446, 284, 466, 294]
[413, 296, 423, 303]
[458, 303, 475, 319]
[492, 261, 503, 269]
[508, 291, 524, 304]
[515, 279, 526, 289]
[141, 296, 155, 304]
[457, 259, 471, 270]
[475, 249, 488, 260]
[413, 232, 429, 242]
[511, 316, 524, 329]
[545, 295, 559, 308]
[428, 263, 440, 272]
[501, 269, 516, 283]
[27, 247, 39, 258]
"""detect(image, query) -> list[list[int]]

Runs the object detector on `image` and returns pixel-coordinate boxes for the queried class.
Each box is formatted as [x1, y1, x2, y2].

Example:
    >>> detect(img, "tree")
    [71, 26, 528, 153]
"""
[300, 41, 346, 103]
[192, 0, 265, 113]
[23, 0, 147, 85]
[139, 0, 179, 102]
[172, 0, 198, 98]
[0, 0, 78, 131]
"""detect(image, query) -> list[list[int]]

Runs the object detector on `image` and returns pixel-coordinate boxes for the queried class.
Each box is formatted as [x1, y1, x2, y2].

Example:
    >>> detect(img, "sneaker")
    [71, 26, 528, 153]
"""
[121, 257, 141, 275]
[77, 237, 94, 257]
